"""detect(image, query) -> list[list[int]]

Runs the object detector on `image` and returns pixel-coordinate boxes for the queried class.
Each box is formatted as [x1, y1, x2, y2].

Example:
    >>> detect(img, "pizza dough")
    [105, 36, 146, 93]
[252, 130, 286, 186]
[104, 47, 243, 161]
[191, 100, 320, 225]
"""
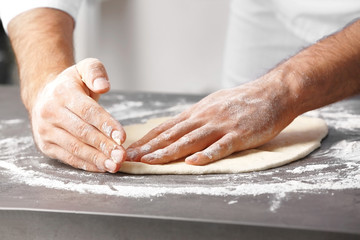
[118, 116, 328, 174]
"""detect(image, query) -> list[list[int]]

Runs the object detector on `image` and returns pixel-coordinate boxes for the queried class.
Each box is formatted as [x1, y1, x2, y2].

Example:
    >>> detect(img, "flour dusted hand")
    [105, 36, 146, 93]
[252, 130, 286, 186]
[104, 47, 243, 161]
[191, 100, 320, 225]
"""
[31, 58, 126, 172]
[126, 73, 296, 165]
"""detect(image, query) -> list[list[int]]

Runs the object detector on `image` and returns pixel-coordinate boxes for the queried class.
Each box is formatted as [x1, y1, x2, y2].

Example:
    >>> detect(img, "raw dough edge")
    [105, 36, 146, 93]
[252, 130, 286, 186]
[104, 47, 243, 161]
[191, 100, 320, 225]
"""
[118, 116, 328, 175]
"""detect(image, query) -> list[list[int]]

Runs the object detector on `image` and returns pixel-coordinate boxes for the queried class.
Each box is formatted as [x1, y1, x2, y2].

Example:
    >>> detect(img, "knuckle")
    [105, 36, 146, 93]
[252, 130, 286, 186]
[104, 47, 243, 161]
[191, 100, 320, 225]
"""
[159, 131, 174, 143]
[92, 154, 105, 170]
[87, 58, 104, 69]
[51, 79, 65, 92]
[91, 153, 100, 165]
[227, 132, 239, 142]
[98, 140, 110, 155]
[80, 104, 96, 121]
[68, 141, 81, 156]
[180, 135, 195, 145]
[77, 124, 91, 140]
[37, 142, 50, 154]
[65, 154, 78, 167]
[36, 125, 48, 136]
[85, 58, 106, 77]
[38, 104, 53, 120]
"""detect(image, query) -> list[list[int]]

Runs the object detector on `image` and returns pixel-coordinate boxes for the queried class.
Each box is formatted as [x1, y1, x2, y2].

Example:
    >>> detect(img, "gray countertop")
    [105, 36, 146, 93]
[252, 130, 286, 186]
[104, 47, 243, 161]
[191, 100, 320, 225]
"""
[0, 86, 359, 240]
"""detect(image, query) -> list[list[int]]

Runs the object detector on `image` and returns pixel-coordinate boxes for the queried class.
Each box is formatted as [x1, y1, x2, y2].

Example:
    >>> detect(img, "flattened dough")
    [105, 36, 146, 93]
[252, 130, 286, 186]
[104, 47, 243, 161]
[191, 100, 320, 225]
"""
[119, 116, 328, 174]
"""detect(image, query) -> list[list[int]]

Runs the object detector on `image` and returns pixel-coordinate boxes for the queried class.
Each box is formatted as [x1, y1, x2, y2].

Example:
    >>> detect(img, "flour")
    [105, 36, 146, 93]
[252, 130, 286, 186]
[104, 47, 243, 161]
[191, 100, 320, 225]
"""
[286, 164, 330, 174]
[101, 121, 113, 137]
[269, 192, 286, 212]
[0, 98, 359, 214]
[0, 129, 359, 199]
[327, 140, 360, 161]
[305, 104, 360, 131]
[140, 144, 151, 153]
[0, 119, 24, 125]
[227, 200, 238, 205]
[0, 136, 34, 157]
[1, 156, 358, 199]
[0, 119, 25, 130]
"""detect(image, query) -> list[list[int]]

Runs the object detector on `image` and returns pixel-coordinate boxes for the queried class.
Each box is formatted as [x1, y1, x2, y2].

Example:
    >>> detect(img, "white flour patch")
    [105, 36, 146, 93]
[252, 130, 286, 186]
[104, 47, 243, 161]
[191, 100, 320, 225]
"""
[140, 144, 151, 153]
[1, 157, 359, 199]
[327, 140, 360, 161]
[0, 119, 25, 130]
[305, 105, 360, 131]
[0, 119, 24, 125]
[286, 164, 330, 174]
[0, 136, 34, 157]
[270, 192, 286, 213]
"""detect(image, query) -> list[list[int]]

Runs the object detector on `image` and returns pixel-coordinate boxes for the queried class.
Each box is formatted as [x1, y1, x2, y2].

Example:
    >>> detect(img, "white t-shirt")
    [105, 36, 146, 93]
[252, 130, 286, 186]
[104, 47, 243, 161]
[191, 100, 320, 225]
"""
[222, 0, 360, 87]
[0, 0, 83, 32]
[1, 0, 359, 88]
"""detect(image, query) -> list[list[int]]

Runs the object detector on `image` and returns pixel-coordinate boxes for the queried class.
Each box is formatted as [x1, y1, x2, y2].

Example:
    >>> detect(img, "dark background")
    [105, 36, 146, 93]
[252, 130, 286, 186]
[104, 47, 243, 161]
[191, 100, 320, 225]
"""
[0, 20, 16, 84]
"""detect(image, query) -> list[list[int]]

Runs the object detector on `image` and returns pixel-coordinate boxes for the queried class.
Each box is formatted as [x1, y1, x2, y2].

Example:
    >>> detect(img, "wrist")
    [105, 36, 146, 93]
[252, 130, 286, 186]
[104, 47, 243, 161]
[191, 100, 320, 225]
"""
[256, 66, 300, 123]
[20, 68, 68, 112]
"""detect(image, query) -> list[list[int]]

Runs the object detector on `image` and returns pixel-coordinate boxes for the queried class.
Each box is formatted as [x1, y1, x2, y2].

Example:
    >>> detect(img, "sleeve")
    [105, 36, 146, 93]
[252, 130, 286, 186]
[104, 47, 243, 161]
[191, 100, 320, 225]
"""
[0, 0, 84, 33]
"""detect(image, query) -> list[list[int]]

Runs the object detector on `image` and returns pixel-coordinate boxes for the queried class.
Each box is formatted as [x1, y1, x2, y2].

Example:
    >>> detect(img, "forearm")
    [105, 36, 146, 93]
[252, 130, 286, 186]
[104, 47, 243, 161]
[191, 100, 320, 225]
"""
[8, 8, 75, 111]
[275, 19, 360, 116]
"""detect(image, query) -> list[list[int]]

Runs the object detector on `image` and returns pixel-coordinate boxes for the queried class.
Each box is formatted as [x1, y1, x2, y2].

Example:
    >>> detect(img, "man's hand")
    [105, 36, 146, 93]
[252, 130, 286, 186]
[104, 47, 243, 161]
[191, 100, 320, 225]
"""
[31, 58, 126, 172]
[8, 9, 126, 172]
[127, 19, 360, 166]
[126, 74, 295, 165]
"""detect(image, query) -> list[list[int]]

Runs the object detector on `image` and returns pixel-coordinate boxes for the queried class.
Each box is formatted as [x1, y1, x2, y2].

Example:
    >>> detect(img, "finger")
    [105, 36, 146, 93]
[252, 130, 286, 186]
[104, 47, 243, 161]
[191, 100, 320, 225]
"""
[126, 118, 202, 162]
[140, 126, 222, 164]
[43, 142, 103, 173]
[127, 115, 187, 149]
[47, 127, 121, 173]
[185, 133, 237, 165]
[55, 107, 126, 164]
[65, 93, 126, 146]
[75, 58, 110, 94]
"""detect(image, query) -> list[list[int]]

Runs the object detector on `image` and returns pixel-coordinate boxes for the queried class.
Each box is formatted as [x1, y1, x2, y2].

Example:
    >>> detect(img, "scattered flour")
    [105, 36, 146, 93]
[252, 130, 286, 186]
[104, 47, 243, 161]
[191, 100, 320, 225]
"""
[269, 192, 286, 213]
[227, 200, 238, 205]
[0, 127, 358, 199]
[0, 119, 25, 130]
[0, 99, 359, 214]
[0, 119, 24, 125]
[286, 164, 330, 174]
[305, 105, 360, 131]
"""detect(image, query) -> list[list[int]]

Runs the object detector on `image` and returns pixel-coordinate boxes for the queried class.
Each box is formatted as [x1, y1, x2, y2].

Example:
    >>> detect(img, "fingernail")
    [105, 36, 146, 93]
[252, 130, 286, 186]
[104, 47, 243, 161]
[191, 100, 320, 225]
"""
[105, 159, 117, 172]
[93, 77, 110, 91]
[111, 130, 123, 145]
[111, 149, 124, 163]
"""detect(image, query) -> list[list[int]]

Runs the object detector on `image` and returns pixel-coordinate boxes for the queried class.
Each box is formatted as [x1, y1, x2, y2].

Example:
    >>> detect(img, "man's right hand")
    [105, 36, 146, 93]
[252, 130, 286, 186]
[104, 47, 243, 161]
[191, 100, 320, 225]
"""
[30, 58, 126, 173]
[7, 9, 125, 172]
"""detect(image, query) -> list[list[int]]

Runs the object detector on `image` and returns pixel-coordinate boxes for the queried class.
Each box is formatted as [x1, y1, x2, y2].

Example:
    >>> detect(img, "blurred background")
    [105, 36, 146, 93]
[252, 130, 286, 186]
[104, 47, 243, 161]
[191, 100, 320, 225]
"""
[1, 0, 231, 93]
[0, 19, 14, 85]
[1, 0, 231, 94]
[74, 0, 230, 94]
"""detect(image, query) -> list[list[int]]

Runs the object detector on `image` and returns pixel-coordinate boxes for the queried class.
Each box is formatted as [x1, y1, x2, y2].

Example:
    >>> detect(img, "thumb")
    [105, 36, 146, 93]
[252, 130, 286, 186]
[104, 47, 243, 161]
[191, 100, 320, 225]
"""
[75, 58, 110, 94]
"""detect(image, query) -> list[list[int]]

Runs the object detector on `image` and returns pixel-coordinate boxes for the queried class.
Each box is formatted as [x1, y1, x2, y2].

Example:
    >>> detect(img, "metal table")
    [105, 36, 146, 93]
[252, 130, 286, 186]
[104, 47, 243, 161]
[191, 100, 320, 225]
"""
[0, 86, 359, 240]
